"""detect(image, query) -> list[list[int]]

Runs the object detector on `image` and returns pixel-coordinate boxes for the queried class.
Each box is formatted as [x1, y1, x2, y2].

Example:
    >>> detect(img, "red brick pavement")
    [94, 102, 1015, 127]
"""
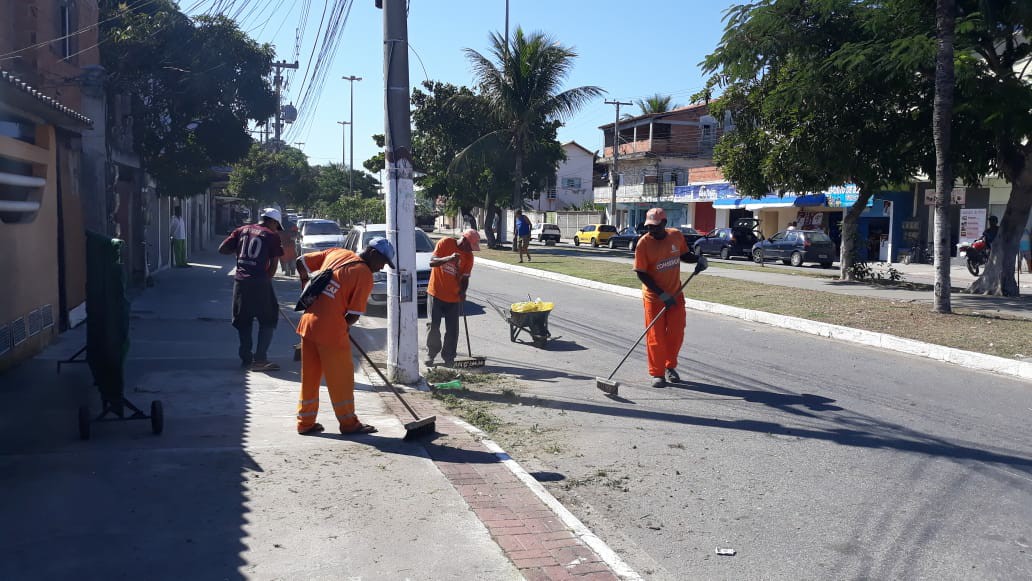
[372, 385, 625, 581]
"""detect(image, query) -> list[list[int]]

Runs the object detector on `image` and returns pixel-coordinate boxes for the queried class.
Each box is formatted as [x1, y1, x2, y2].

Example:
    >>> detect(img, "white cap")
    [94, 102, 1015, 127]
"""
[260, 208, 283, 230]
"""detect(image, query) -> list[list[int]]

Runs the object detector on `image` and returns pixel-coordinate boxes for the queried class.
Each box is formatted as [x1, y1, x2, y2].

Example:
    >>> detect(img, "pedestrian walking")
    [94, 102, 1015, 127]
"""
[280, 219, 298, 276]
[219, 208, 284, 371]
[514, 210, 532, 263]
[293, 237, 396, 435]
[170, 206, 189, 267]
[425, 229, 481, 367]
[633, 207, 696, 388]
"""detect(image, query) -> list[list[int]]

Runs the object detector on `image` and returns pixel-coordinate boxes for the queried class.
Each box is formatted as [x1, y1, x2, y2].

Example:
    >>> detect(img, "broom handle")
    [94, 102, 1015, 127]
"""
[605, 273, 696, 381]
[277, 305, 299, 333]
[463, 301, 473, 357]
[349, 334, 422, 421]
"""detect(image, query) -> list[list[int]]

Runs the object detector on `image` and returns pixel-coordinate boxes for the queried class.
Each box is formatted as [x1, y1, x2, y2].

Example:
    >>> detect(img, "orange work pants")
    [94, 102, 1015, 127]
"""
[297, 338, 361, 433]
[642, 294, 686, 378]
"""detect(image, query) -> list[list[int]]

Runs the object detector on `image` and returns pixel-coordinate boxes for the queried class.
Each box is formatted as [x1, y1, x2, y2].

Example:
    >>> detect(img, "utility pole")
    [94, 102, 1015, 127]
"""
[605, 99, 632, 228]
[380, 0, 418, 383]
[271, 60, 299, 150]
[342, 75, 362, 197]
[336, 121, 350, 167]
[504, 0, 509, 51]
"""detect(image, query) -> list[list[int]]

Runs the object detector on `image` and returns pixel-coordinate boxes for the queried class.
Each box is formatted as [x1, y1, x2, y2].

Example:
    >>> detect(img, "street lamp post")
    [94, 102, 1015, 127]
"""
[335, 120, 350, 168]
[342, 75, 362, 197]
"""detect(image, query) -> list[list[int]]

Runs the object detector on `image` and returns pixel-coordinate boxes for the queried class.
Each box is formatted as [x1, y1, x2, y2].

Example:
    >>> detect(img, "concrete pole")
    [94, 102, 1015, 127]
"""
[342, 75, 362, 196]
[382, 0, 418, 383]
[605, 100, 631, 228]
[336, 121, 349, 167]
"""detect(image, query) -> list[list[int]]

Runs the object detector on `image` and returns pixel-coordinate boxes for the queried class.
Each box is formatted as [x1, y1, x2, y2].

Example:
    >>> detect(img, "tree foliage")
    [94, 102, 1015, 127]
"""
[312, 163, 381, 207]
[631, 94, 680, 117]
[100, 0, 276, 196]
[228, 144, 314, 206]
[702, 0, 931, 280]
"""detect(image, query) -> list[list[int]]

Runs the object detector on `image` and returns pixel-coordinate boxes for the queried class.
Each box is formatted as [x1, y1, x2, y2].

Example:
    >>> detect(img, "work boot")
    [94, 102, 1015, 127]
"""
[665, 368, 681, 384]
[651, 376, 667, 388]
[424, 356, 436, 367]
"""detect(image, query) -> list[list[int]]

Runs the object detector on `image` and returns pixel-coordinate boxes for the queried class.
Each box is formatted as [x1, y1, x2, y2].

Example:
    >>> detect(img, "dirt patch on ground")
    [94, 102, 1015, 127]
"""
[478, 248, 1032, 360]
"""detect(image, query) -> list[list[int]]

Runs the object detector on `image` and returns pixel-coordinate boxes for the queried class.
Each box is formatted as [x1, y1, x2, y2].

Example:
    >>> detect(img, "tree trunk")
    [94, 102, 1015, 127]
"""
[482, 204, 498, 249]
[931, 0, 955, 313]
[967, 158, 1032, 296]
[512, 148, 524, 212]
[838, 188, 874, 281]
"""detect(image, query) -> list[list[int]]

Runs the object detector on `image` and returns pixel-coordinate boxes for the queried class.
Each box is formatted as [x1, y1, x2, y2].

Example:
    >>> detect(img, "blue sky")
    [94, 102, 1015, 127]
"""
[190, 0, 738, 174]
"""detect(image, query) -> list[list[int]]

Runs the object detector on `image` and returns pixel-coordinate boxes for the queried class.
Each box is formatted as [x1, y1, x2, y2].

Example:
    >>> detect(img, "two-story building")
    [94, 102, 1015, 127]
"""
[529, 141, 595, 212]
[594, 103, 729, 230]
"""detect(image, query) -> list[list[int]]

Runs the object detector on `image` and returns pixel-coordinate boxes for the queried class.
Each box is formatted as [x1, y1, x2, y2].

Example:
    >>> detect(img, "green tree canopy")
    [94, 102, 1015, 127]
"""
[702, 0, 930, 280]
[100, 0, 276, 196]
[628, 94, 680, 118]
[228, 144, 314, 207]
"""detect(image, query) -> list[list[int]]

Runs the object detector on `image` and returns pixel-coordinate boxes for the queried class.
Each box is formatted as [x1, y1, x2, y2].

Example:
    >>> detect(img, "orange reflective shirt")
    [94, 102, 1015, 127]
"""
[633, 229, 689, 299]
[297, 248, 373, 348]
[427, 237, 474, 303]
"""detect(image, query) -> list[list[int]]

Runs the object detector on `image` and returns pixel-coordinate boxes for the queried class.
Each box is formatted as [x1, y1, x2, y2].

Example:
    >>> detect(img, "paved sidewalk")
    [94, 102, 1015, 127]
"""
[0, 247, 633, 580]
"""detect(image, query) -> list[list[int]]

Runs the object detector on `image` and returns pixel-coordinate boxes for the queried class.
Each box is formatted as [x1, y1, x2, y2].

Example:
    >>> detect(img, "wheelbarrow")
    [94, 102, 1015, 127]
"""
[488, 299, 557, 348]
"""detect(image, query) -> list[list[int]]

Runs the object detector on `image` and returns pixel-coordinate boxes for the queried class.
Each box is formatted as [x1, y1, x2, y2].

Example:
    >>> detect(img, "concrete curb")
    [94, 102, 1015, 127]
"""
[478, 258, 1032, 382]
[452, 417, 643, 581]
[352, 356, 642, 579]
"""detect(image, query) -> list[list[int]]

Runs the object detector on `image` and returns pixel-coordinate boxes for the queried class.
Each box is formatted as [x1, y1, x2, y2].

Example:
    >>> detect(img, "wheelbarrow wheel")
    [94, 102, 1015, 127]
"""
[78, 405, 91, 441]
[151, 400, 164, 435]
[533, 336, 548, 349]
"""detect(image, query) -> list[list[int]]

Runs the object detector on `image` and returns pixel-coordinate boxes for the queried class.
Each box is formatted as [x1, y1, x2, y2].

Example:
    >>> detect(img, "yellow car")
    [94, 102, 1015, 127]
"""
[573, 224, 619, 247]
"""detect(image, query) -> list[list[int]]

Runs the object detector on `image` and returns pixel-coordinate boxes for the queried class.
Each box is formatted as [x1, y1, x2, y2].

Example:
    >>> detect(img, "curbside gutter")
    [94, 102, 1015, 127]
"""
[478, 258, 1032, 382]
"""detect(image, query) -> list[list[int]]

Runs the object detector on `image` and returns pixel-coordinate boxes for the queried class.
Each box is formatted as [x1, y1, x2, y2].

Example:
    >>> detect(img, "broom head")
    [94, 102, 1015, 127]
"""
[403, 415, 437, 441]
[596, 378, 620, 396]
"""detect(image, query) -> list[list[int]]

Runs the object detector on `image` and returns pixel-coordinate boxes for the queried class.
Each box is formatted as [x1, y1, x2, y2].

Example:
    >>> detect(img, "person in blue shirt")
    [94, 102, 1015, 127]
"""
[513, 210, 533, 263]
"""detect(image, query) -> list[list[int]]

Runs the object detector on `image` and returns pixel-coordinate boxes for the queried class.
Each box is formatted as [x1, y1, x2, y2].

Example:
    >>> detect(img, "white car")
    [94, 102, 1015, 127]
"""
[530, 223, 562, 245]
[342, 224, 434, 306]
[299, 219, 345, 253]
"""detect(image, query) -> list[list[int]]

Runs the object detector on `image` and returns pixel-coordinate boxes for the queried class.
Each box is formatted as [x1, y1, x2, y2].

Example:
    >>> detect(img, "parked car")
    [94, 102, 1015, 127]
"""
[299, 219, 345, 254]
[693, 218, 760, 260]
[342, 223, 434, 306]
[531, 223, 562, 245]
[608, 226, 645, 250]
[677, 226, 704, 248]
[573, 224, 619, 247]
[752, 229, 837, 268]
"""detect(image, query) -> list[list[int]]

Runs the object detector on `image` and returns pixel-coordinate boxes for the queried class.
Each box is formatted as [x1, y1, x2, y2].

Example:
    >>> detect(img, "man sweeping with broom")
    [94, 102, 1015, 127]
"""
[425, 229, 481, 367]
[293, 237, 395, 435]
[634, 208, 696, 388]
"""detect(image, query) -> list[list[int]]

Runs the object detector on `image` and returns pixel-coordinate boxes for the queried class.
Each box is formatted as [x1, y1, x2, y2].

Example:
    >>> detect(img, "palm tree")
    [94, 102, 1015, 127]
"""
[635, 93, 680, 116]
[463, 28, 603, 234]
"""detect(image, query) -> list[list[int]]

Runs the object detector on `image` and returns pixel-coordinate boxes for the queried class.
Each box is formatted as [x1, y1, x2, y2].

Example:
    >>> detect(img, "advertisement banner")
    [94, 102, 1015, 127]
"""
[959, 208, 986, 244]
[672, 183, 739, 203]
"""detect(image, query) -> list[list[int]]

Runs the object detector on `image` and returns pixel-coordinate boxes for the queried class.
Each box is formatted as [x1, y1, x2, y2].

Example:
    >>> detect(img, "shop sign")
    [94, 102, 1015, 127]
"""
[959, 208, 985, 244]
[796, 211, 827, 230]
[672, 182, 739, 203]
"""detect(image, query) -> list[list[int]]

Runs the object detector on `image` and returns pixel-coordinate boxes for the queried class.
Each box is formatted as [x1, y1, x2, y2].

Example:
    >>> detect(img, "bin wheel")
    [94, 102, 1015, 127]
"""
[151, 400, 164, 435]
[533, 336, 548, 349]
[78, 406, 91, 441]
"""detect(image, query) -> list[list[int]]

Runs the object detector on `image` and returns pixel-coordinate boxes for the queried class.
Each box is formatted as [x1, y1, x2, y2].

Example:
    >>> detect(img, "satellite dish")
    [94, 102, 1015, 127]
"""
[281, 103, 298, 123]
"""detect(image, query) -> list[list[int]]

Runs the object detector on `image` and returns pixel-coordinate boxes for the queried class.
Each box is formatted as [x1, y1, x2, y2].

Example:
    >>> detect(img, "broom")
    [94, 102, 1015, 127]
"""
[452, 301, 486, 368]
[349, 335, 437, 440]
[277, 306, 302, 361]
[596, 256, 708, 395]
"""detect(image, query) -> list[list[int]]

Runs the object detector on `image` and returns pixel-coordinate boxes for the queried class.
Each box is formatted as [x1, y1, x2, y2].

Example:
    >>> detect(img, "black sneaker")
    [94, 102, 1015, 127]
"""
[665, 368, 681, 384]
[651, 376, 667, 388]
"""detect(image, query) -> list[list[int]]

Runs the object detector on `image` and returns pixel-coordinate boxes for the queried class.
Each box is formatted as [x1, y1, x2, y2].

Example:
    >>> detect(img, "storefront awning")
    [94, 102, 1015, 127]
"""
[713, 198, 743, 208]
[794, 194, 827, 207]
[743, 196, 798, 210]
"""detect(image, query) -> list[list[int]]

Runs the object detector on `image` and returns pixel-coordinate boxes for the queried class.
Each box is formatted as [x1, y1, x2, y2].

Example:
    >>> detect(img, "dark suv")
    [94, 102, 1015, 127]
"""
[693, 218, 761, 260]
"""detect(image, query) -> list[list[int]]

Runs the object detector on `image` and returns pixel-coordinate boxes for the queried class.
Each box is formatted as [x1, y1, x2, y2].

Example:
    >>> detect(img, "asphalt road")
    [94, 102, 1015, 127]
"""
[443, 260, 1032, 580]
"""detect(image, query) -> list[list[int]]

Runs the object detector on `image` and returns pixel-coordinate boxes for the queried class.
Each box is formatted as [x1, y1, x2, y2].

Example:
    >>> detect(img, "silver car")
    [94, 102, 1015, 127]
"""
[342, 224, 434, 306]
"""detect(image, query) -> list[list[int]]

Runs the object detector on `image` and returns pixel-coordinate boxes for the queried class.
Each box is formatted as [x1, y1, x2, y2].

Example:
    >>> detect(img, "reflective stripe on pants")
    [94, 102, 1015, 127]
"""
[297, 338, 361, 432]
[643, 294, 686, 378]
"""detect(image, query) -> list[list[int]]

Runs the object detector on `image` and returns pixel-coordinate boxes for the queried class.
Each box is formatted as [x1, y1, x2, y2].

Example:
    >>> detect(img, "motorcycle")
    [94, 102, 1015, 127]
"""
[958, 237, 989, 275]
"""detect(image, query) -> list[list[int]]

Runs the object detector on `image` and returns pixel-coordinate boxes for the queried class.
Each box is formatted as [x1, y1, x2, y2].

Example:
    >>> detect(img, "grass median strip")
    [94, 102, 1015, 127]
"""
[479, 247, 1032, 361]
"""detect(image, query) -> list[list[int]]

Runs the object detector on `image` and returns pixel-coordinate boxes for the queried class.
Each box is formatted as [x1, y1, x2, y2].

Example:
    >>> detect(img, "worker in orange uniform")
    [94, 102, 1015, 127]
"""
[293, 237, 396, 435]
[425, 229, 481, 367]
[633, 208, 697, 388]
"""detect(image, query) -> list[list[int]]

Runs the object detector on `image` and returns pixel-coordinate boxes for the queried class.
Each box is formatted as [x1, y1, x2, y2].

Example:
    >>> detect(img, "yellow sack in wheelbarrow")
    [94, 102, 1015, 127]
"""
[510, 299, 554, 313]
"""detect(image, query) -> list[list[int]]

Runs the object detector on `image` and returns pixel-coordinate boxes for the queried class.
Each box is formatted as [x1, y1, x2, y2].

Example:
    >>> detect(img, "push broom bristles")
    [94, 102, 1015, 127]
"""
[451, 356, 486, 369]
[350, 335, 437, 440]
[402, 415, 437, 441]
[596, 377, 620, 396]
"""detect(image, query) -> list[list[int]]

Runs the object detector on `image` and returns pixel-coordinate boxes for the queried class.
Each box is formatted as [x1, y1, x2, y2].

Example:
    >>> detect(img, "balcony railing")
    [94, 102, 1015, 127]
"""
[593, 182, 678, 204]
[601, 136, 716, 160]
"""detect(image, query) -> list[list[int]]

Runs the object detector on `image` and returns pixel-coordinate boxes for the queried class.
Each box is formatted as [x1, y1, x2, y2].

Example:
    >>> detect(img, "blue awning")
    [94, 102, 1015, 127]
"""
[744, 196, 797, 210]
[794, 194, 828, 207]
[713, 198, 743, 208]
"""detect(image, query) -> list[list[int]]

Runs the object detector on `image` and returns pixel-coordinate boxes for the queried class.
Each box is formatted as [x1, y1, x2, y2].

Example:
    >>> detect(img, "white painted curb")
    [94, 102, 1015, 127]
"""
[478, 258, 1032, 382]
[451, 417, 643, 581]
